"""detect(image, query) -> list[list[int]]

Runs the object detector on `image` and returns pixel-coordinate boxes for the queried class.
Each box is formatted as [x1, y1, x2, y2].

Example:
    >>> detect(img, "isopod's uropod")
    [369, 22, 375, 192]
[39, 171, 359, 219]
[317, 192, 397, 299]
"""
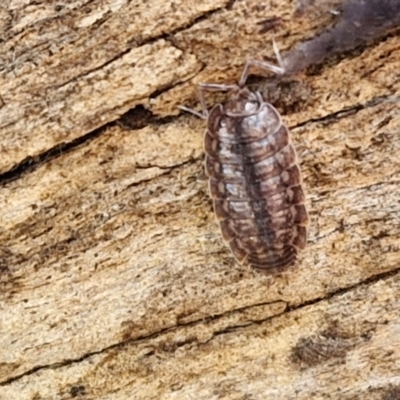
[180, 46, 308, 275]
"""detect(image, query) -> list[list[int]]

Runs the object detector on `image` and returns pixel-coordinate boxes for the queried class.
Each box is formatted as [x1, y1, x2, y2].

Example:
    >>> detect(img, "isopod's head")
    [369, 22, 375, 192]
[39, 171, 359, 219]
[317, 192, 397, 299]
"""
[207, 88, 283, 144]
[223, 87, 261, 117]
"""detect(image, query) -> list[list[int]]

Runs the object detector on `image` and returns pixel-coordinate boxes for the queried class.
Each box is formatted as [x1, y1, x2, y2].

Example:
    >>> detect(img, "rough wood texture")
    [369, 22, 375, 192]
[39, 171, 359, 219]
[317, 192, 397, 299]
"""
[1, 1, 399, 399]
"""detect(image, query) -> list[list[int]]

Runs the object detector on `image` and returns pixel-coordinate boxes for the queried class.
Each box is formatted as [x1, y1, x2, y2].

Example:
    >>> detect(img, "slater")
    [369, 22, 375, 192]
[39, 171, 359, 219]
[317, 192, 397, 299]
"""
[181, 49, 308, 274]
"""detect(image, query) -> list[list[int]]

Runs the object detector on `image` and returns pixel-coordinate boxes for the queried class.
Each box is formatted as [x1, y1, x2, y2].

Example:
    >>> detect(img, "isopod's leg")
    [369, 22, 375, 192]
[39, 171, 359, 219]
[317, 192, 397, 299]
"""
[198, 83, 238, 111]
[178, 86, 208, 119]
[198, 83, 239, 92]
[179, 83, 238, 119]
[272, 39, 285, 70]
[238, 41, 285, 87]
[178, 104, 206, 119]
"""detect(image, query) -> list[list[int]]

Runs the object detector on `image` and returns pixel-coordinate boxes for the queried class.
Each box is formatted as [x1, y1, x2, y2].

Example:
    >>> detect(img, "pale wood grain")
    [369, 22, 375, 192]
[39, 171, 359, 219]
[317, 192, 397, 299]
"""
[1, 0, 399, 399]
[3, 274, 400, 399]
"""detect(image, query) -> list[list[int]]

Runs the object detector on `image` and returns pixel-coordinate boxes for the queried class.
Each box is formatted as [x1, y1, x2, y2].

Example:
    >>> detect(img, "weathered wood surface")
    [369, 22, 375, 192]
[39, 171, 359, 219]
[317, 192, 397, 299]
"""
[1, 1, 400, 399]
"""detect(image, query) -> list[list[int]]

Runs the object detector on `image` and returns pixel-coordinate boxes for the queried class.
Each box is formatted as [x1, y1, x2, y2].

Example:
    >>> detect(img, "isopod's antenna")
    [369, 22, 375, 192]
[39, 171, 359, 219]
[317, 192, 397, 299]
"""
[238, 40, 285, 87]
[178, 83, 238, 119]
[179, 41, 286, 118]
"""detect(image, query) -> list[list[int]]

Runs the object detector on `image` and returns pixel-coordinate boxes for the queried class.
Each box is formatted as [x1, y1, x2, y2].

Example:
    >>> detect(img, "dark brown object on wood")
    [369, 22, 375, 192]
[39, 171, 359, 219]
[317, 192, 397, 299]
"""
[284, 0, 400, 73]
[192, 60, 308, 274]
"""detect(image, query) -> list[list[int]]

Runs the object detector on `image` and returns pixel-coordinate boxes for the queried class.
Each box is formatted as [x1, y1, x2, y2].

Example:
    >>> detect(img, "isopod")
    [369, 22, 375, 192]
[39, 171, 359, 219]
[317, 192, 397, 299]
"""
[180, 47, 308, 274]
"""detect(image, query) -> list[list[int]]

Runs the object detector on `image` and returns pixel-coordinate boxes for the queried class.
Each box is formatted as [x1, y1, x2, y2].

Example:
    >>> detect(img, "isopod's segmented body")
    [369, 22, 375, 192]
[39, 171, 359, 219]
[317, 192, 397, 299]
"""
[182, 56, 308, 274]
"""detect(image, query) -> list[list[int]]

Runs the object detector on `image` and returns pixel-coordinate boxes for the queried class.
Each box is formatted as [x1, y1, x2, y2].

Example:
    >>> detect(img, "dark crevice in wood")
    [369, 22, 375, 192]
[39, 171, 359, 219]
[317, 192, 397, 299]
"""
[43, 2, 232, 92]
[0, 101, 177, 186]
[2, 266, 400, 386]
[291, 94, 400, 130]
[0, 125, 106, 186]
[208, 267, 400, 339]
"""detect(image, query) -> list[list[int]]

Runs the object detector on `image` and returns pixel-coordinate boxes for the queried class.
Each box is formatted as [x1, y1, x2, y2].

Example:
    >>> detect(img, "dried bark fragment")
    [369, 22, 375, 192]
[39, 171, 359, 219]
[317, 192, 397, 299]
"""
[284, 0, 400, 73]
